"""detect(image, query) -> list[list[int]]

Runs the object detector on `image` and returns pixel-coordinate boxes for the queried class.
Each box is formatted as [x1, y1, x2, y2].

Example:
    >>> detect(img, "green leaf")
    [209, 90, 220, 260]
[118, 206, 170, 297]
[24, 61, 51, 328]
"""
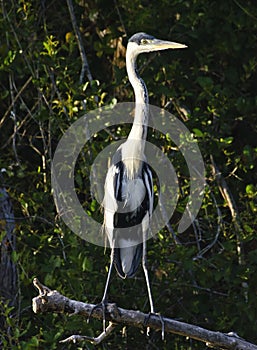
[246, 184, 255, 195]
[192, 128, 204, 137]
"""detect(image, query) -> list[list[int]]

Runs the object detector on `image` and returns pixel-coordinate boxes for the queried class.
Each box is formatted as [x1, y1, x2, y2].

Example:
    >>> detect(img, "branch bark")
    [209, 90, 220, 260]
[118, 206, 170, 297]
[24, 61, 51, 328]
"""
[0, 188, 17, 304]
[210, 155, 244, 265]
[32, 278, 257, 349]
[0, 185, 18, 345]
[66, 0, 94, 85]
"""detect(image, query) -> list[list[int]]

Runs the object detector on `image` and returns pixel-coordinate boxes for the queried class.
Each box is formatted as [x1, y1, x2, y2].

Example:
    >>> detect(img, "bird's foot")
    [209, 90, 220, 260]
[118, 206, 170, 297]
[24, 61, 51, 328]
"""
[87, 299, 108, 333]
[144, 311, 165, 340]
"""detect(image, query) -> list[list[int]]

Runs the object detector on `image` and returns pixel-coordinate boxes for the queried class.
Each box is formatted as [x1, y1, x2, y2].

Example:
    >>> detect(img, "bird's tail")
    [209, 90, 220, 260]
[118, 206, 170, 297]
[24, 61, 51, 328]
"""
[113, 243, 143, 278]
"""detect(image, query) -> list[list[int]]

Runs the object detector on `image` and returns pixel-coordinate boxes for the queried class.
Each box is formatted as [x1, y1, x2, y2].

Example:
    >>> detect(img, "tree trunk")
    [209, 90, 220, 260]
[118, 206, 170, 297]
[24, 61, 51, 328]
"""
[0, 187, 17, 342]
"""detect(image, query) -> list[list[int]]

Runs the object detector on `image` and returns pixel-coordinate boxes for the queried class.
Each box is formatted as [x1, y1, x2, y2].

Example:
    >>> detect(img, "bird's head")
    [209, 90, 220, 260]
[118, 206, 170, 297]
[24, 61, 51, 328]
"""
[127, 32, 187, 57]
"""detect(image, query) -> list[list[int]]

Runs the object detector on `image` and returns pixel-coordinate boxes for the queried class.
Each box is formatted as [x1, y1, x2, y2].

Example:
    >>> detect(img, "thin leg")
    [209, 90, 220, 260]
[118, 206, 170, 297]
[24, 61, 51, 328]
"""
[102, 247, 114, 303]
[142, 235, 154, 314]
[88, 248, 114, 332]
[142, 229, 165, 340]
[100, 249, 114, 332]
[142, 230, 154, 337]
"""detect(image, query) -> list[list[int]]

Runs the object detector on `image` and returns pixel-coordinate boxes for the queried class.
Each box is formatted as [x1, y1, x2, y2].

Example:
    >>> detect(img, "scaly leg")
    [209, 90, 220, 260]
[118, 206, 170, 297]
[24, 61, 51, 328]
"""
[88, 248, 114, 332]
[142, 228, 165, 339]
[142, 235, 154, 314]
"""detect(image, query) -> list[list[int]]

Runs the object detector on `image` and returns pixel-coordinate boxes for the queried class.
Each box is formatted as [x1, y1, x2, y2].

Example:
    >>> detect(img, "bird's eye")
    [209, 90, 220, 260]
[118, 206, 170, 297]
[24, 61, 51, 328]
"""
[141, 39, 148, 45]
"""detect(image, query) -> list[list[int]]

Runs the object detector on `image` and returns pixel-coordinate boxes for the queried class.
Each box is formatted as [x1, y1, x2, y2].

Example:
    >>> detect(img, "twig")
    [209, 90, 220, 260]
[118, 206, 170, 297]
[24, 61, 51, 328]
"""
[0, 76, 32, 129]
[0, 187, 18, 342]
[114, 0, 127, 37]
[194, 190, 222, 259]
[60, 322, 116, 345]
[210, 155, 244, 265]
[32, 278, 257, 349]
[159, 193, 181, 245]
[47, 67, 70, 119]
[1, 1, 34, 77]
[33, 278, 51, 296]
[66, 0, 94, 85]
[65, 0, 98, 195]
[232, 0, 257, 21]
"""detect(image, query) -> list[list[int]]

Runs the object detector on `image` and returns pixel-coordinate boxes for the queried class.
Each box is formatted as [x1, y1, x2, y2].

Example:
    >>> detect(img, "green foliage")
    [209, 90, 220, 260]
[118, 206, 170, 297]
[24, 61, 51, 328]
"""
[0, 0, 257, 348]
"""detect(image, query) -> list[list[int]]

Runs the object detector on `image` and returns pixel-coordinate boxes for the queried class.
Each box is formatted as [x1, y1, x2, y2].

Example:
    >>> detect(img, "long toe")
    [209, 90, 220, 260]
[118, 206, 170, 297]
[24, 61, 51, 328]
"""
[144, 312, 165, 340]
[87, 299, 107, 329]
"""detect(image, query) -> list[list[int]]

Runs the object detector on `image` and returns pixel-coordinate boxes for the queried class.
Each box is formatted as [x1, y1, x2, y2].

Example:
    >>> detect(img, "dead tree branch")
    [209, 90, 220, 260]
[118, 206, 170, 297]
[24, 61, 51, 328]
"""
[210, 155, 244, 265]
[0, 185, 18, 345]
[66, 0, 94, 85]
[0, 187, 17, 305]
[32, 278, 257, 349]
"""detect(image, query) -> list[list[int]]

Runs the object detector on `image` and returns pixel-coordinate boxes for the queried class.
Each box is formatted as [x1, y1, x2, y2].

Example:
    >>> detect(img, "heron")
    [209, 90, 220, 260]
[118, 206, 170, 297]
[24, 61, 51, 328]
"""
[96, 32, 187, 333]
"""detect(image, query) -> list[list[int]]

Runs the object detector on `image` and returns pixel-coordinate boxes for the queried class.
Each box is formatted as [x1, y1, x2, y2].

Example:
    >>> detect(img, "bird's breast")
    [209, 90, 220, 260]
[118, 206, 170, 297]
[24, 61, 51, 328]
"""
[119, 177, 145, 213]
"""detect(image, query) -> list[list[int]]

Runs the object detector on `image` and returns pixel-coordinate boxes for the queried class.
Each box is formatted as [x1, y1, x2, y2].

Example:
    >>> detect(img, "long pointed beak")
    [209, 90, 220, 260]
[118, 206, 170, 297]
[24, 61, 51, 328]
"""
[151, 39, 187, 51]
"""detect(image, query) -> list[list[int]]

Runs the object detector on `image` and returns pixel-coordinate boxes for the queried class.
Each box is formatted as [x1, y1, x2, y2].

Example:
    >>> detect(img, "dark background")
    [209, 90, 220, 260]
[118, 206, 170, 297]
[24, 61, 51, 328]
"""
[0, 0, 257, 348]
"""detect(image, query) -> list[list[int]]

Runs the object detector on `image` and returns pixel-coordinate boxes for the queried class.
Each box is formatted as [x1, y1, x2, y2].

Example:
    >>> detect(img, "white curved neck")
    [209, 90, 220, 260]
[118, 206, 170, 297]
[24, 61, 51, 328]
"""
[120, 44, 149, 178]
[126, 44, 149, 143]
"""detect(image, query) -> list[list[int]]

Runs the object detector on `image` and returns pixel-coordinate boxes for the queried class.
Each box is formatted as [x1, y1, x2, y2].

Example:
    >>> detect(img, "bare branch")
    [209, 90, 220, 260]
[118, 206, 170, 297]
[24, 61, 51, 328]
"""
[0, 76, 32, 129]
[194, 190, 222, 259]
[60, 322, 116, 345]
[159, 193, 181, 245]
[32, 279, 257, 349]
[66, 0, 94, 85]
[210, 155, 244, 265]
[0, 186, 18, 342]
[114, 0, 127, 37]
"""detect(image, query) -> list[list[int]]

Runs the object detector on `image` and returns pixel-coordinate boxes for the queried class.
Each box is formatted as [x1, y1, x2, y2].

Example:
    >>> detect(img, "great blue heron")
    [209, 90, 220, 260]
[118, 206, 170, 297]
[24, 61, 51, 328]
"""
[97, 32, 186, 333]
